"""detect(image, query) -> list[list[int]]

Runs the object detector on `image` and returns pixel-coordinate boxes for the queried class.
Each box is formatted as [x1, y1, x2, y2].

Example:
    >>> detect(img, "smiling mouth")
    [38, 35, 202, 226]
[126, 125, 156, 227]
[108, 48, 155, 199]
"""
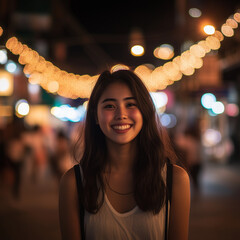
[112, 124, 132, 130]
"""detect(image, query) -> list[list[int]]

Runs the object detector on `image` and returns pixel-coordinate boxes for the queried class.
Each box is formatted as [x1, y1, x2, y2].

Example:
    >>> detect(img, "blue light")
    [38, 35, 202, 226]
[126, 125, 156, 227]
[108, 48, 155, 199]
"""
[160, 113, 177, 128]
[51, 104, 86, 122]
[201, 93, 216, 109]
[5, 61, 17, 73]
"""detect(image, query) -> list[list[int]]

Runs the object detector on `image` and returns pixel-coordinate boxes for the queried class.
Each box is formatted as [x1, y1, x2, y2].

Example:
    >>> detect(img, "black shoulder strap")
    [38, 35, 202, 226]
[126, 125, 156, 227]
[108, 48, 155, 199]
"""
[74, 164, 85, 240]
[165, 160, 173, 240]
[167, 162, 173, 204]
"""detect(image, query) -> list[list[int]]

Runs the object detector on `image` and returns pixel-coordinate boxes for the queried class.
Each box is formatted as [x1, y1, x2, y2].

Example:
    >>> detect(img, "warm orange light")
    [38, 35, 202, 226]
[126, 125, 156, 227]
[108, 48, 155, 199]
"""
[203, 25, 215, 35]
[154, 44, 174, 60]
[221, 24, 234, 37]
[130, 45, 145, 56]
[0, 70, 13, 96]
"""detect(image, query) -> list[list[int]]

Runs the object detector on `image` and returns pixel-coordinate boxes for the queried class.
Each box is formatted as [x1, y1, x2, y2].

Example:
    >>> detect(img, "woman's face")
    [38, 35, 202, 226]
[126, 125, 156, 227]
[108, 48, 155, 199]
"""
[97, 82, 143, 146]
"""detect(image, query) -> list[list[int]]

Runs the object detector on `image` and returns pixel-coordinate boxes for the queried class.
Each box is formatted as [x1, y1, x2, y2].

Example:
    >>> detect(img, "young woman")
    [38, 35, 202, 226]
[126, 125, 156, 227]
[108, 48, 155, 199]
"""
[59, 69, 190, 240]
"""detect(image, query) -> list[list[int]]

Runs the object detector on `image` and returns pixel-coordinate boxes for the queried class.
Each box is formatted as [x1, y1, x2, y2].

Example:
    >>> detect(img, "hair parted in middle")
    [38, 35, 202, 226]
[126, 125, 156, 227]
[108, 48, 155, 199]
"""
[78, 69, 176, 214]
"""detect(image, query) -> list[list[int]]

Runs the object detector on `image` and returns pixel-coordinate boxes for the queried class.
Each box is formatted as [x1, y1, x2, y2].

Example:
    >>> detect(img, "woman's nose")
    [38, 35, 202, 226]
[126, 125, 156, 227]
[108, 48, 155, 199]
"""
[115, 106, 127, 120]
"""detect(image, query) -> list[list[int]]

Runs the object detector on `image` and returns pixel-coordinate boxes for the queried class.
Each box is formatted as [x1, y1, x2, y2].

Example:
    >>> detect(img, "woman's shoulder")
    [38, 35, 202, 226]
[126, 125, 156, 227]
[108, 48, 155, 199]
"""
[171, 164, 190, 198]
[172, 164, 189, 182]
[59, 166, 77, 192]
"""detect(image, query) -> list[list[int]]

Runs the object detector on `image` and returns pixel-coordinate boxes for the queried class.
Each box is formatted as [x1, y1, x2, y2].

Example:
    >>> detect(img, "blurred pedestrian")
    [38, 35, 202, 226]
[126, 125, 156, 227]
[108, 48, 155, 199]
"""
[50, 130, 73, 180]
[23, 125, 49, 183]
[5, 132, 25, 199]
[175, 125, 202, 190]
[59, 70, 190, 240]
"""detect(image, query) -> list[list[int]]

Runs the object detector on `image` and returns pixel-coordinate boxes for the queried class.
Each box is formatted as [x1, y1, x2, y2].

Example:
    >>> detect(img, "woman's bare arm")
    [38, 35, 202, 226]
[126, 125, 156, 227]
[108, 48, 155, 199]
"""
[168, 165, 191, 240]
[59, 167, 82, 240]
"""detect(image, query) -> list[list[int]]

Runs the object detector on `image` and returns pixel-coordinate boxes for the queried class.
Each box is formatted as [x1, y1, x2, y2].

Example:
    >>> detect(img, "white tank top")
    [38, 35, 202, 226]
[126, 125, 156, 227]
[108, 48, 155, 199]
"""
[83, 165, 169, 240]
[85, 194, 168, 240]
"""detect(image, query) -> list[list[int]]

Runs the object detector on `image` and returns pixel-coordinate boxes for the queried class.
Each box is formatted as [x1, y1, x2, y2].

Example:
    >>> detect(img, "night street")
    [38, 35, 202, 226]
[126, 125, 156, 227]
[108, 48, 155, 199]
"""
[0, 162, 240, 240]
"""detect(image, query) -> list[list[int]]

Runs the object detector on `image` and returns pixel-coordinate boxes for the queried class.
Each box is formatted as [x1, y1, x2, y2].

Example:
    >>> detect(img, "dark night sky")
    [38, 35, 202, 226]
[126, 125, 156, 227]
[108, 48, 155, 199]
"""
[62, 0, 239, 73]
[10, 0, 240, 74]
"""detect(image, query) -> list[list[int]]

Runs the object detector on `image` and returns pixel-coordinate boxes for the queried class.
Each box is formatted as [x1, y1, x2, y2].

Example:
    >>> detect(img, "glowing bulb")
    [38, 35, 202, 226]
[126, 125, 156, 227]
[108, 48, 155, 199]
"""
[0, 77, 10, 92]
[201, 93, 216, 109]
[213, 30, 224, 41]
[189, 8, 202, 18]
[203, 25, 215, 35]
[190, 44, 206, 58]
[206, 36, 221, 50]
[0, 49, 8, 64]
[47, 81, 59, 93]
[5, 61, 17, 73]
[150, 92, 168, 109]
[233, 13, 240, 23]
[226, 18, 238, 29]
[221, 24, 234, 37]
[154, 44, 174, 60]
[130, 45, 144, 56]
[15, 99, 30, 116]
[111, 64, 129, 72]
[212, 101, 225, 114]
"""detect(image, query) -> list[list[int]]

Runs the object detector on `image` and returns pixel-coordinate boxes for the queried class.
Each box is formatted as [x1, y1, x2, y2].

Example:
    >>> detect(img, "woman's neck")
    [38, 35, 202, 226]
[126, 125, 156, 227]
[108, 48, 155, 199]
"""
[106, 140, 137, 173]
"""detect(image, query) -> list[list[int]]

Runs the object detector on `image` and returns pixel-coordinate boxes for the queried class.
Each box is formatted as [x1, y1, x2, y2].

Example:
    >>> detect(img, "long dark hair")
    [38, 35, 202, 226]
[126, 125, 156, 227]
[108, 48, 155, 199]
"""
[77, 69, 176, 214]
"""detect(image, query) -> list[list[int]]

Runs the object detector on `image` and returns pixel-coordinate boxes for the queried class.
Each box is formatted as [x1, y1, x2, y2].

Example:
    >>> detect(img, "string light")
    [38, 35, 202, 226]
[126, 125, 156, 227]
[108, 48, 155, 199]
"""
[2, 9, 240, 98]
[221, 24, 234, 37]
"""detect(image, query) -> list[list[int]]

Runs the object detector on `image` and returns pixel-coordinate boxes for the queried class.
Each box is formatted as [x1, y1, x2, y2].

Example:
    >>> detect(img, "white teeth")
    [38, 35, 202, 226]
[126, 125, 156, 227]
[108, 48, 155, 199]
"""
[112, 124, 131, 130]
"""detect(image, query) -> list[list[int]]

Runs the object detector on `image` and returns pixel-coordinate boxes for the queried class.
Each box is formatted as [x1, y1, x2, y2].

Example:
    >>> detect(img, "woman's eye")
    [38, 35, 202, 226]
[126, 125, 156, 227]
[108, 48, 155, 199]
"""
[104, 104, 115, 109]
[126, 102, 137, 108]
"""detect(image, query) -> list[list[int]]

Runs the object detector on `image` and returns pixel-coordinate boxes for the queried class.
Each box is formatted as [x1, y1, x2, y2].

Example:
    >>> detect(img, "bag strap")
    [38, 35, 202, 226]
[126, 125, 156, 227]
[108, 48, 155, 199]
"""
[74, 164, 85, 240]
[165, 160, 173, 240]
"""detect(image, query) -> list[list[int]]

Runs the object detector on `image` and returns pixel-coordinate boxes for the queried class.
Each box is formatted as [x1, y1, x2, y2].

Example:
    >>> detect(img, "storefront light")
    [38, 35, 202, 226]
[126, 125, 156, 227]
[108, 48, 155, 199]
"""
[0, 70, 13, 96]
[211, 101, 225, 114]
[0, 49, 8, 64]
[15, 99, 30, 117]
[5, 61, 18, 73]
[201, 93, 216, 109]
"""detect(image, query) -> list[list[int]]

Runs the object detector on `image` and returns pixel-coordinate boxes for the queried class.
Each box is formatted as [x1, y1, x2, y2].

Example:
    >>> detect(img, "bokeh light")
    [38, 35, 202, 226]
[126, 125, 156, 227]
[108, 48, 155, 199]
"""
[221, 24, 234, 37]
[202, 129, 222, 147]
[5, 61, 18, 73]
[201, 93, 216, 109]
[226, 103, 239, 117]
[189, 8, 202, 18]
[154, 44, 174, 60]
[160, 113, 177, 128]
[150, 92, 168, 109]
[211, 101, 225, 114]
[0, 49, 8, 64]
[15, 99, 30, 117]
[203, 25, 215, 35]
[130, 45, 145, 56]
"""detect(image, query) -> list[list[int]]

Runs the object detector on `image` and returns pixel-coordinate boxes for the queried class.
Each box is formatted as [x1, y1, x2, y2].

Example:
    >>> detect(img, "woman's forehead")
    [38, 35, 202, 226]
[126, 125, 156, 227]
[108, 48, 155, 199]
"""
[99, 82, 133, 99]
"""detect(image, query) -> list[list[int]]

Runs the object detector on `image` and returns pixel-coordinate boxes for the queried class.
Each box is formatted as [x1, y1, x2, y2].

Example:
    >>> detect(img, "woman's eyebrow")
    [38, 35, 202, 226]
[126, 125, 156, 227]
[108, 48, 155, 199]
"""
[101, 98, 116, 103]
[101, 97, 135, 103]
[124, 97, 136, 101]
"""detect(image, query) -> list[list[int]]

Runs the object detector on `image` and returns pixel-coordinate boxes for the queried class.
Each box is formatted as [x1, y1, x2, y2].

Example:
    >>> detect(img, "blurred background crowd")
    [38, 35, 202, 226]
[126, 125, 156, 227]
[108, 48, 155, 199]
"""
[0, 0, 240, 239]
